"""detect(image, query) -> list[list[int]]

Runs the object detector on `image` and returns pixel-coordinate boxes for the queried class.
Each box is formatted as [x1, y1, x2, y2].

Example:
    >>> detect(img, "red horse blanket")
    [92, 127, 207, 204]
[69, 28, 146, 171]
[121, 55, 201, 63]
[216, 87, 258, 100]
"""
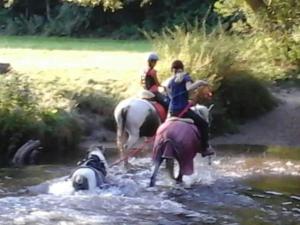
[152, 119, 201, 175]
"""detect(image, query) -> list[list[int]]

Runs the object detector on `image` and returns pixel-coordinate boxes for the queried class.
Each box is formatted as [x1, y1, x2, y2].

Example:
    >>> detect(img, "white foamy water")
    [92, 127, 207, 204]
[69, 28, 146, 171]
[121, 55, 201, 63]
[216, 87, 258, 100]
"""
[0, 148, 300, 225]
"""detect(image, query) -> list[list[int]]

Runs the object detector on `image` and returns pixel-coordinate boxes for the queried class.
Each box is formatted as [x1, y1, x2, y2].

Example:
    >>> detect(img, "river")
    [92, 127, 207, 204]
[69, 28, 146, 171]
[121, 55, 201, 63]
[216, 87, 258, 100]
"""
[0, 144, 299, 225]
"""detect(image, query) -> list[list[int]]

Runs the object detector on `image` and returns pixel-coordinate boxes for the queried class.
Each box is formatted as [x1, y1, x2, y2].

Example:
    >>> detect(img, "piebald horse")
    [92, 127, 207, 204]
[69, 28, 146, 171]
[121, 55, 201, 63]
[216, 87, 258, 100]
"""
[114, 85, 213, 167]
[114, 94, 163, 166]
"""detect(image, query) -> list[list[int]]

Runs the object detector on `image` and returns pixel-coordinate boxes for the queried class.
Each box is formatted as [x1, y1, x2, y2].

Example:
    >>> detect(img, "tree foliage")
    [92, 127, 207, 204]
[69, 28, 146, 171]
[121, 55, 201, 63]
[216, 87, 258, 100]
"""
[215, 0, 300, 32]
[3, 0, 127, 10]
[65, 0, 122, 10]
[0, 0, 218, 38]
[214, 0, 300, 76]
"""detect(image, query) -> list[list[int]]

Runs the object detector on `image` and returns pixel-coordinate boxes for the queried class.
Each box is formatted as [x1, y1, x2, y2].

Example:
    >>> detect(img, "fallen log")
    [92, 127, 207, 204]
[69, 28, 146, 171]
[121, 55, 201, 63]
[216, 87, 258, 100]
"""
[11, 140, 41, 166]
[0, 63, 11, 74]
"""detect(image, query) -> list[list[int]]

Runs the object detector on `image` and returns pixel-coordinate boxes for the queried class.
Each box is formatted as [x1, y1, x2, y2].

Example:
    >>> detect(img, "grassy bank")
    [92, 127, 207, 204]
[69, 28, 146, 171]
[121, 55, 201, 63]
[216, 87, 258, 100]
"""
[0, 35, 281, 166]
[1, 36, 153, 95]
[0, 36, 152, 166]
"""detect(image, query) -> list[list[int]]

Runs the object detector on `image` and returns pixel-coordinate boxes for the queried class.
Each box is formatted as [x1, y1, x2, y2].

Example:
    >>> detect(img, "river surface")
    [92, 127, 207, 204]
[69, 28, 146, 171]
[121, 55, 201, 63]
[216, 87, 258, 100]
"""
[0, 144, 299, 225]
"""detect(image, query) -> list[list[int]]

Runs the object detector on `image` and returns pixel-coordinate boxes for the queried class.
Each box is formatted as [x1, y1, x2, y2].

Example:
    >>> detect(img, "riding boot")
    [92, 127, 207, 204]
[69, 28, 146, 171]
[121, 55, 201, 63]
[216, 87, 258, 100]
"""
[154, 92, 169, 111]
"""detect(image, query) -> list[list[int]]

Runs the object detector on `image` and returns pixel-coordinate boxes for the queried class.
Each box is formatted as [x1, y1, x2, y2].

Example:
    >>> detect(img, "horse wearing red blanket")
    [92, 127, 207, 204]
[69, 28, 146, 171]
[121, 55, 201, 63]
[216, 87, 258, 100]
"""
[150, 104, 213, 187]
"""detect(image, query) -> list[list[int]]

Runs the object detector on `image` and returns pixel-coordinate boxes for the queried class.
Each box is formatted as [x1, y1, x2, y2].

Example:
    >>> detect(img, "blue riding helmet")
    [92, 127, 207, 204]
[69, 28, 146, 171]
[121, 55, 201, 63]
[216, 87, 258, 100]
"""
[148, 52, 159, 61]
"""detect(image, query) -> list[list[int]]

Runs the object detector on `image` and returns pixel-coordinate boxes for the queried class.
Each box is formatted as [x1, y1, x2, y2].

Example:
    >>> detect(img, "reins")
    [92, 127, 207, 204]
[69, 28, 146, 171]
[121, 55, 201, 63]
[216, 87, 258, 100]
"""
[109, 102, 194, 168]
[109, 137, 155, 168]
[110, 81, 211, 168]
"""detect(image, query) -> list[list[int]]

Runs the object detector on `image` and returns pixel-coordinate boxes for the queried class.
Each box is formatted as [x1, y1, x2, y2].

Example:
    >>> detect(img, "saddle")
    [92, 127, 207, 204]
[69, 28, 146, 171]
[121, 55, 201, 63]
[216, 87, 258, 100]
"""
[139, 90, 155, 99]
[139, 90, 167, 122]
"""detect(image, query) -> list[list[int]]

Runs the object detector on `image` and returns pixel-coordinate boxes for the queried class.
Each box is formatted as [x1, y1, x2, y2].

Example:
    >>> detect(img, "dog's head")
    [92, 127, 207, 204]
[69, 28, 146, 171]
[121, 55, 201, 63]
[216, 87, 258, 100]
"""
[87, 145, 108, 170]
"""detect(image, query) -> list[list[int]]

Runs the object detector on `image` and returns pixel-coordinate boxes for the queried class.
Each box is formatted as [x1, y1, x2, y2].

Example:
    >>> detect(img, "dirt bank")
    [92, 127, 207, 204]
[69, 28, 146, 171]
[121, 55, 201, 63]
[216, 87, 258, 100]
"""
[212, 87, 300, 147]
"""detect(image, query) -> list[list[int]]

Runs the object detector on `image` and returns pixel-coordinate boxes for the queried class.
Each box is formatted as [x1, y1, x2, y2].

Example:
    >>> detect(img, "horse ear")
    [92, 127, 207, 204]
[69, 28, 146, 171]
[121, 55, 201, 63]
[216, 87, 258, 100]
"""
[97, 145, 106, 153]
[208, 104, 214, 112]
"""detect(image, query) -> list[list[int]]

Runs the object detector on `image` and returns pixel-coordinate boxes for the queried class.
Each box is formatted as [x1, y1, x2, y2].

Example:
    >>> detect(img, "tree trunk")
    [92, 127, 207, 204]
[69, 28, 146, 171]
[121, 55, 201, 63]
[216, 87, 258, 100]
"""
[46, 0, 51, 21]
[25, 0, 29, 19]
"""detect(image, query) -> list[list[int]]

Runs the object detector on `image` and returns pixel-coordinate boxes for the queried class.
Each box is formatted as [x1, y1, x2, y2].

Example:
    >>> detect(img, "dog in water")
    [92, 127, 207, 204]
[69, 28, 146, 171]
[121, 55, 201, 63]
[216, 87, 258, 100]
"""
[71, 145, 108, 191]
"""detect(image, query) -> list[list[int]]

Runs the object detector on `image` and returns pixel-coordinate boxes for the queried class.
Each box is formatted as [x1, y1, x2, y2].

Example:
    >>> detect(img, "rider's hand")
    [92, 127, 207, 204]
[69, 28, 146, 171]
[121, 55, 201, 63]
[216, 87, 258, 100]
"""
[195, 80, 208, 86]
[186, 80, 209, 91]
[158, 86, 167, 93]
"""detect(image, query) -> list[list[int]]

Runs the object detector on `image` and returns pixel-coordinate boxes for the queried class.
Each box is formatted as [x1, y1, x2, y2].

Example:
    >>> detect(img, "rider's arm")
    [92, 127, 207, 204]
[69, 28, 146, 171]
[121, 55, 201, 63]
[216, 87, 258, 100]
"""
[186, 80, 208, 91]
[152, 70, 161, 87]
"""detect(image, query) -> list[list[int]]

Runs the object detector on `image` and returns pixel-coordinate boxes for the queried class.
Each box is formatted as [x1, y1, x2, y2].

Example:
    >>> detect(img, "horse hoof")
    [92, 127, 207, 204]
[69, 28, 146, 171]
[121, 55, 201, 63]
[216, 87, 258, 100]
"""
[149, 181, 155, 187]
[176, 179, 183, 184]
[124, 162, 133, 170]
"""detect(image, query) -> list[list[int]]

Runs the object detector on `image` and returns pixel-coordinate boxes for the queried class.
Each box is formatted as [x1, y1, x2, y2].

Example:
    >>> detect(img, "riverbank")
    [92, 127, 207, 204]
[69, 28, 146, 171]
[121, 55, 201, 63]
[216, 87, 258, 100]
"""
[0, 36, 297, 167]
[212, 86, 300, 147]
[0, 37, 151, 166]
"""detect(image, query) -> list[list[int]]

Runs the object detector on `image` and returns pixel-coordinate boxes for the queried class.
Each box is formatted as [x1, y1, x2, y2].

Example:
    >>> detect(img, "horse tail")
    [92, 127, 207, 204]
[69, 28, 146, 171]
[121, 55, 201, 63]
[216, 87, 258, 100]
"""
[121, 106, 129, 135]
[152, 138, 179, 182]
[153, 138, 179, 162]
[115, 105, 130, 149]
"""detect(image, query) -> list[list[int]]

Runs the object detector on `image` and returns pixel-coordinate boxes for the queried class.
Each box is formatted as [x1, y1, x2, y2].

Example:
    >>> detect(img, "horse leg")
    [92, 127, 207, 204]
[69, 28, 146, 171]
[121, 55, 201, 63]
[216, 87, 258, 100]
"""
[176, 173, 183, 183]
[116, 129, 123, 151]
[116, 129, 128, 168]
[149, 158, 163, 187]
[166, 159, 175, 180]
[123, 131, 139, 168]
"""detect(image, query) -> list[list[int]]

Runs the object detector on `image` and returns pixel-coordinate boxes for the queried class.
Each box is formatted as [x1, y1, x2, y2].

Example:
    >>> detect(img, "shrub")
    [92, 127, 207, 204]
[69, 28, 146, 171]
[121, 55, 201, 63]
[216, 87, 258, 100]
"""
[5, 14, 44, 35]
[111, 24, 141, 40]
[148, 24, 278, 133]
[217, 72, 277, 121]
[43, 3, 93, 36]
[0, 74, 82, 166]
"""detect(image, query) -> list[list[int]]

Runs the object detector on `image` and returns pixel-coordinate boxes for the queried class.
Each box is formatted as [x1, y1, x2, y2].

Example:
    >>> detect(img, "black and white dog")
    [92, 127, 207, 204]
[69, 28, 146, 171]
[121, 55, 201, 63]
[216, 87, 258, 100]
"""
[71, 145, 108, 191]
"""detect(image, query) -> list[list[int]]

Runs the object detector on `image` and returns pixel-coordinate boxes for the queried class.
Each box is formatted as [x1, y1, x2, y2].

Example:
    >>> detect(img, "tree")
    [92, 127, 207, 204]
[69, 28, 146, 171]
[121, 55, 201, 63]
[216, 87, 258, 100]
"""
[65, 0, 123, 10]
[2, 0, 125, 10]
[214, 0, 300, 32]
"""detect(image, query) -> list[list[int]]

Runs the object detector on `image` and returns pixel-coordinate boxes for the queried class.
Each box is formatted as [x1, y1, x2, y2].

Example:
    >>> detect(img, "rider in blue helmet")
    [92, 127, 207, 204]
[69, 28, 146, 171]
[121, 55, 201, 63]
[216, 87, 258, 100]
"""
[148, 52, 159, 61]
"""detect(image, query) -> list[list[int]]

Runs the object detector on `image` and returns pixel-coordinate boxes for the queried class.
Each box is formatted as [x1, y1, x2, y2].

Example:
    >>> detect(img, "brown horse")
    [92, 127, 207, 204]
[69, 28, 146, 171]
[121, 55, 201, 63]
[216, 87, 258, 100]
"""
[150, 104, 213, 187]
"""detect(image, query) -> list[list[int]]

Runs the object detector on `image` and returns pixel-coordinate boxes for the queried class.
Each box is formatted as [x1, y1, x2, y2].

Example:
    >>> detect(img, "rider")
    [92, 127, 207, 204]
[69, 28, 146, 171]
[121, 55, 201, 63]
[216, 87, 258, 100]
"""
[167, 60, 214, 157]
[141, 52, 169, 109]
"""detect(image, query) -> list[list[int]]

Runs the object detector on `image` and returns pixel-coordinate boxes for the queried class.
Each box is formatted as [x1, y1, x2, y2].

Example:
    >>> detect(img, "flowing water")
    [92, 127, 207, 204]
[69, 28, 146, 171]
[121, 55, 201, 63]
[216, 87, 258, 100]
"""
[0, 144, 299, 225]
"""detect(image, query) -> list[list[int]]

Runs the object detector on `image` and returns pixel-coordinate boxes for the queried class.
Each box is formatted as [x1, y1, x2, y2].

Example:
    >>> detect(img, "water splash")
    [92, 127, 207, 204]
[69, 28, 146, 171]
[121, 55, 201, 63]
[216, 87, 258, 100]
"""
[0, 145, 300, 224]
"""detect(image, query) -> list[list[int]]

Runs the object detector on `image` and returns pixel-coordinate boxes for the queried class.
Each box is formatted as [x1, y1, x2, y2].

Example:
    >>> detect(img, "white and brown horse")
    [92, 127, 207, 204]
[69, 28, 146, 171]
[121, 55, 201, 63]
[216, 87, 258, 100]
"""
[114, 95, 166, 166]
[114, 85, 213, 167]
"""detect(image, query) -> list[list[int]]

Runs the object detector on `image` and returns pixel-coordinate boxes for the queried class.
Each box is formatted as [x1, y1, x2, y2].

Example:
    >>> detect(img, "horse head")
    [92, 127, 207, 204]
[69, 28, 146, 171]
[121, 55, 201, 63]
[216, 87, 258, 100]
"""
[190, 84, 213, 104]
[191, 104, 214, 124]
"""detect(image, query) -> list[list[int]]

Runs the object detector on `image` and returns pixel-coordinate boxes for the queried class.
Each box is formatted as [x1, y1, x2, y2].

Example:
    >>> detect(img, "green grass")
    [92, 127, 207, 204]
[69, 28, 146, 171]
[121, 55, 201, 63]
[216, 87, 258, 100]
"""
[0, 36, 154, 166]
[0, 35, 152, 52]
[1, 36, 157, 98]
